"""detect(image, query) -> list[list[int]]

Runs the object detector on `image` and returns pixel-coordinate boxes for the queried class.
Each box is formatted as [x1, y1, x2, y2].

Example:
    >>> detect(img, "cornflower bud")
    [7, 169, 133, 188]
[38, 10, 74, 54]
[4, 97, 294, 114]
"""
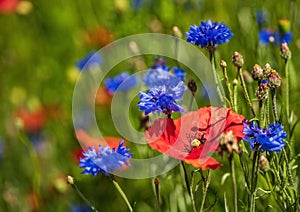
[232, 51, 244, 68]
[252, 64, 264, 81]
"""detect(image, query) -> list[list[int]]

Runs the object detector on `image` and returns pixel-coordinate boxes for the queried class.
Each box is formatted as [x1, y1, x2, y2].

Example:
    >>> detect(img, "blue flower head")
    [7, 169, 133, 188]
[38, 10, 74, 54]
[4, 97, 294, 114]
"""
[76, 51, 102, 71]
[243, 121, 287, 152]
[259, 29, 292, 45]
[186, 20, 233, 49]
[79, 140, 132, 176]
[104, 72, 138, 94]
[143, 66, 186, 101]
[138, 89, 184, 115]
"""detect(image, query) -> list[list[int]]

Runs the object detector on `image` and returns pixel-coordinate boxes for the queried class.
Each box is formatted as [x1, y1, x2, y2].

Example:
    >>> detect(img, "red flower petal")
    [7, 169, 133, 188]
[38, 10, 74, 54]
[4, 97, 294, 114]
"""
[145, 106, 245, 170]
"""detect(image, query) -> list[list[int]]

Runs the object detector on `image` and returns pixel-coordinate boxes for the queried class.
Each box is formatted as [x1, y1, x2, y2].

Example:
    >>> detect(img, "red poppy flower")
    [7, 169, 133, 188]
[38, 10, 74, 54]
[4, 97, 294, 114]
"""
[145, 106, 245, 170]
[15, 107, 47, 134]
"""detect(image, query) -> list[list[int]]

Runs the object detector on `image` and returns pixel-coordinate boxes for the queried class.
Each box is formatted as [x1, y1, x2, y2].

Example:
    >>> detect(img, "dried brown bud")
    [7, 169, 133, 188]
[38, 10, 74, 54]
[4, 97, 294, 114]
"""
[256, 79, 268, 101]
[232, 51, 244, 68]
[188, 79, 197, 94]
[218, 131, 240, 157]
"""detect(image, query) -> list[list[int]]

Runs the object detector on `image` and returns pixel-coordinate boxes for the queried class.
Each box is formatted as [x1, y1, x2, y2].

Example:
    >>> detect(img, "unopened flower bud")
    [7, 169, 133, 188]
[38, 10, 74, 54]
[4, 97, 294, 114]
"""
[256, 79, 268, 100]
[252, 64, 264, 81]
[218, 131, 240, 157]
[139, 112, 151, 130]
[278, 19, 291, 34]
[172, 26, 182, 38]
[188, 79, 197, 95]
[67, 175, 74, 185]
[267, 69, 281, 89]
[259, 155, 270, 172]
[263, 63, 272, 76]
[232, 78, 238, 86]
[153, 57, 166, 67]
[220, 60, 227, 68]
[280, 42, 291, 61]
[232, 51, 244, 68]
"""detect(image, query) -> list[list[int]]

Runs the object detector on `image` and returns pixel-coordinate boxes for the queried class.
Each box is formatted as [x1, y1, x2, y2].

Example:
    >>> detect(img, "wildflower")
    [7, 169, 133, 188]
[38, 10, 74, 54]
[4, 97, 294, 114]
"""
[138, 89, 184, 115]
[186, 20, 233, 50]
[266, 69, 281, 89]
[259, 155, 270, 172]
[252, 64, 264, 81]
[104, 72, 138, 94]
[76, 51, 102, 71]
[218, 131, 240, 157]
[232, 51, 244, 68]
[84, 26, 114, 47]
[243, 120, 287, 152]
[256, 9, 268, 27]
[187, 79, 197, 95]
[280, 42, 291, 61]
[0, 0, 19, 14]
[255, 79, 268, 101]
[145, 106, 245, 170]
[79, 140, 132, 176]
[259, 28, 292, 45]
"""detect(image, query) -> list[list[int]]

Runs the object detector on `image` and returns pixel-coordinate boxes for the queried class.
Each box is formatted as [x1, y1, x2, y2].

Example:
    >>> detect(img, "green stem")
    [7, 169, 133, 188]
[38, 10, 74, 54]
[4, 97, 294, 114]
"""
[210, 52, 225, 106]
[71, 182, 98, 211]
[271, 89, 278, 122]
[19, 133, 41, 209]
[181, 161, 191, 196]
[154, 178, 160, 212]
[190, 170, 198, 212]
[248, 145, 261, 212]
[233, 79, 238, 112]
[221, 64, 234, 108]
[238, 67, 255, 117]
[199, 170, 211, 212]
[282, 149, 294, 186]
[229, 155, 238, 212]
[111, 176, 133, 212]
[285, 60, 290, 124]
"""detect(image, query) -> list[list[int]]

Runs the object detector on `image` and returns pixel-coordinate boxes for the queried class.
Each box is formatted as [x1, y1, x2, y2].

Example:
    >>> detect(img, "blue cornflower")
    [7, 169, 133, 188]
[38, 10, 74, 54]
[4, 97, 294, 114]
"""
[243, 121, 287, 152]
[259, 29, 292, 45]
[256, 9, 268, 27]
[142, 66, 186, 101]
[79, 140, 132, 176]
[104, 72, 138, 94]
[76, 51, 102, 71]
[70, 204, 92, 212]
[186, 20, 233, 49]
[138, 89, 184, 115]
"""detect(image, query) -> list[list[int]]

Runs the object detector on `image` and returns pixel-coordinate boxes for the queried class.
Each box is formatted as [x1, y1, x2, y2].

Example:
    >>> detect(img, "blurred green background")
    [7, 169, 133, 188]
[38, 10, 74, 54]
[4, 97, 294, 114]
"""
[1, 0, 300, 211]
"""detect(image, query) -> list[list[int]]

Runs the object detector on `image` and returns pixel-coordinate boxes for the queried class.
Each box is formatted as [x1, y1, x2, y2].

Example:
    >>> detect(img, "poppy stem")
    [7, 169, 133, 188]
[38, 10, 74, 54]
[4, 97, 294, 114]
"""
[229, 155, 238, 212]
[190, 170, 198, 212]
[199, 170, 211, 212]
[111, 175, 133, 212]
[181, 161, 191, 196]
[154, 178, 160, 212]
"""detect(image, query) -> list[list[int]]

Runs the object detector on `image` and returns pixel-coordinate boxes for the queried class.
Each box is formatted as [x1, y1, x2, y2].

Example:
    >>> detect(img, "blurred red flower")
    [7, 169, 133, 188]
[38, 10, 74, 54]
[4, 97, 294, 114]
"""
[0, 0, 19, 14]
[145, 106, 245, 170]
[84, 26, 114, 47]
[15, 108, 46, 134]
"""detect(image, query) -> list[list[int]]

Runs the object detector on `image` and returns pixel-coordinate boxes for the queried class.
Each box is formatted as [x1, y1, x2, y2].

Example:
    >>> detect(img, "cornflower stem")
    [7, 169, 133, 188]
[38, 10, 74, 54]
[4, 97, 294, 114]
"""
[248, 144, 261, 212]
[284, 59, 290, 125]
[282, 148, 294, 186]
[69, 178, 98, 211]
[221, 64, 234, 108]
[190, 170, 198, 212]
[19, 132, 41, 210]
[209, 52, 225, 107]
[270, 89, 278, 122]
[111, 175, 133, 212]
[229, 154, 238, 212]
[199, 170, 211, 212]
[259, 100, 264, 127]
[154, 178, 160, 212]
[233, 79, 238, 112]
[238, 67, 255, 117]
